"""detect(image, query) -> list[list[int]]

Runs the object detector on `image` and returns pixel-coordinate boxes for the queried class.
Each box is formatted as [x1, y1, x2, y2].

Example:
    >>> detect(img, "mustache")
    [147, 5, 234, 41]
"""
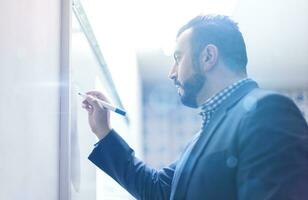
[174, 79, 183, 88]
[174, 74, 204, 88]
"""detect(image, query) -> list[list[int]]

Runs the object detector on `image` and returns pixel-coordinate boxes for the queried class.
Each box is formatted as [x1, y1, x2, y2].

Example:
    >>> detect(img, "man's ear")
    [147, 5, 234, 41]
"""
[199, 44, 219, 72]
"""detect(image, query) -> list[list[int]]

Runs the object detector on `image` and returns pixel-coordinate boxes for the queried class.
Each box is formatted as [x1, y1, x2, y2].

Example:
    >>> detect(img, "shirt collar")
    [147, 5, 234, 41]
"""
[200, 78, 253, 114]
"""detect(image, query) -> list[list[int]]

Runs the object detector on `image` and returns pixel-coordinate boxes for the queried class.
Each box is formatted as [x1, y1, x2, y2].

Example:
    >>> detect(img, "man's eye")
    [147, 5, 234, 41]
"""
[174, 56, 181, 64]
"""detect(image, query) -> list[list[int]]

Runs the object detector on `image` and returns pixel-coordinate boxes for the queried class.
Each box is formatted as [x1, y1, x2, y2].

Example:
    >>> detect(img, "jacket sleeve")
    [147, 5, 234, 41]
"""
[88, 130, 175, 200]
[237, 94, 308, 200]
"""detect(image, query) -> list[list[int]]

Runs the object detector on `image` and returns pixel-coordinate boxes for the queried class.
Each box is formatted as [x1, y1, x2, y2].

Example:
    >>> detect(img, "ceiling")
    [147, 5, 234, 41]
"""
[138, 0, 308, 90]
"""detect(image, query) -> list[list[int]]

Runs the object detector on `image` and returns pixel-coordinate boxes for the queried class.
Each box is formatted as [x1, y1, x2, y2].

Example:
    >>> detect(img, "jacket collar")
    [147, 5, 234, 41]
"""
[199, 78, 254, 128]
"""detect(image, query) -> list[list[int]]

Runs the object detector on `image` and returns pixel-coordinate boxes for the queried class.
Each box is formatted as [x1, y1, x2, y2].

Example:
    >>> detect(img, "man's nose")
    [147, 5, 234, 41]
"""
[168, 64, 178, 81]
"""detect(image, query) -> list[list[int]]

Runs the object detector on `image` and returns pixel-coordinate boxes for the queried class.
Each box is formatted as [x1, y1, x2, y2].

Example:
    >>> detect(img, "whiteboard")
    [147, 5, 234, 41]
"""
[69, 4, 135, 199]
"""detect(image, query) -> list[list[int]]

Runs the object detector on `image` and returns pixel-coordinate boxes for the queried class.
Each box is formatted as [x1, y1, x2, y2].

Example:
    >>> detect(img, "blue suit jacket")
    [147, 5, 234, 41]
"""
[89, 82, 308, 200]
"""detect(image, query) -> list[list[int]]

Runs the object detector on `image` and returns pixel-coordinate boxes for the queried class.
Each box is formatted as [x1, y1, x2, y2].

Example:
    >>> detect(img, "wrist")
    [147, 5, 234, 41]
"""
[96, 127, 112, 140]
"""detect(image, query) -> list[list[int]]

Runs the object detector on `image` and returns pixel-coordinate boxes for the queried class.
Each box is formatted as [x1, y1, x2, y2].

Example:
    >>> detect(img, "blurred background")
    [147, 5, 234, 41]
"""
[0, 0, 307, 199]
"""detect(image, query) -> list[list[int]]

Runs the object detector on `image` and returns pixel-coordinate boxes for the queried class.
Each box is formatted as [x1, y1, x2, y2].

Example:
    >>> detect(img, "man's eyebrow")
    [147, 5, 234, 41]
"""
[173, 51, 182, 59]
[174, 50, 182, 55]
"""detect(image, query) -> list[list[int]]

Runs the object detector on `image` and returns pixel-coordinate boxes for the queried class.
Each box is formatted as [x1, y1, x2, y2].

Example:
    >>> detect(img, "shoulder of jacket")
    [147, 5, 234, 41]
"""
[238, 88, 293, 113]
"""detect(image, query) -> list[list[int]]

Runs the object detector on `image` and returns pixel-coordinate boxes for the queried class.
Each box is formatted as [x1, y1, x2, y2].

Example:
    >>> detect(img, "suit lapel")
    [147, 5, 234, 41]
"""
[171, 81, 258, 200]
[171, 110, 227, 200]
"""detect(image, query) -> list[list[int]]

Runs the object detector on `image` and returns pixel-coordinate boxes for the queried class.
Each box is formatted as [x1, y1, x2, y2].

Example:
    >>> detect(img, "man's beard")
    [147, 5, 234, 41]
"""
[179, 73, 205, 108]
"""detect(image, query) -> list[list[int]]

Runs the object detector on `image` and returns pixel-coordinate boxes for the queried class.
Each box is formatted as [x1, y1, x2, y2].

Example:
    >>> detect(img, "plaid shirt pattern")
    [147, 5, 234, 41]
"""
[200, 78, 252, 128]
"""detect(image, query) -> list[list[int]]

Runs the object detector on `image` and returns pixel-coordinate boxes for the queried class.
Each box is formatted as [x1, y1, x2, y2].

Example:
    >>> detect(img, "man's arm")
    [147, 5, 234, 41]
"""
[237, 94, 308, 200]
[82, 91, 175, 199]
[88, 129, 175, 200]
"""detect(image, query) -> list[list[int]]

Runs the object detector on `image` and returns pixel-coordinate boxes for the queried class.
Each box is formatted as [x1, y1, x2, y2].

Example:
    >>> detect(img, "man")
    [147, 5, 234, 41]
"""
[82, 15, 308, 199]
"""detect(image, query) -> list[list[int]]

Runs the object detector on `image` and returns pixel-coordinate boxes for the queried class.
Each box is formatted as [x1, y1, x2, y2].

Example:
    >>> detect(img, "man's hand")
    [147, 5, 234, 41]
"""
[81, 90, 112, 140]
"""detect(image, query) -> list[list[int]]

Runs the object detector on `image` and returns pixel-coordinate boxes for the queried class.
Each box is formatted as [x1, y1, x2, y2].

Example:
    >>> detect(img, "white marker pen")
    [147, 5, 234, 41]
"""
[78, 92, 126, 116]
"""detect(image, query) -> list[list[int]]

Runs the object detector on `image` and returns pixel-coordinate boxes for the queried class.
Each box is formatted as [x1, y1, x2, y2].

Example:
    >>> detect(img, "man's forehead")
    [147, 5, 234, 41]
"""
[174, 28, 193, 53]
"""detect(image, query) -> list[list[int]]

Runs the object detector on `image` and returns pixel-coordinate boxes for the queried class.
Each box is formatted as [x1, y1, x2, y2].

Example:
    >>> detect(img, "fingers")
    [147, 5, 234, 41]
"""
[81, 99, 93, 114]
[85, 95, 101, 110]
[86, 90, 110, 103]
[82, 99, 92, 108]
[81, 90, 109, 113]
[82, 101, 92, 110]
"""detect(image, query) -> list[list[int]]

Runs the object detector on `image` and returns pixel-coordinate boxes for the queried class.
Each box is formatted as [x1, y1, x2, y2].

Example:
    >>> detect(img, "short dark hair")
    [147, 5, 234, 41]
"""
[177, 15, 248, 74]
